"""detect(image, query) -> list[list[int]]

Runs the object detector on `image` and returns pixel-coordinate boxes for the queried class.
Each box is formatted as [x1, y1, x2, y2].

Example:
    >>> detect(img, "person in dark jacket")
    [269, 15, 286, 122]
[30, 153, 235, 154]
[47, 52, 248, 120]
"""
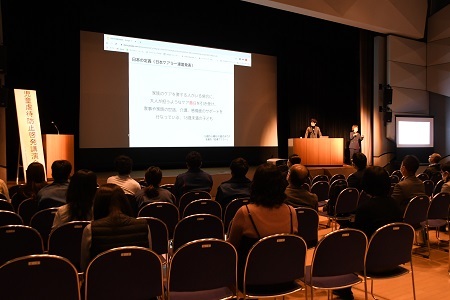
[80, 183, 151, 271]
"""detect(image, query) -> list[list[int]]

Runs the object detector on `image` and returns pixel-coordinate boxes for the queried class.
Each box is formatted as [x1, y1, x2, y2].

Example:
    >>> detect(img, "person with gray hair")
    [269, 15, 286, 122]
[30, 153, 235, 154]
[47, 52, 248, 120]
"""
[284, 164, 318, 210]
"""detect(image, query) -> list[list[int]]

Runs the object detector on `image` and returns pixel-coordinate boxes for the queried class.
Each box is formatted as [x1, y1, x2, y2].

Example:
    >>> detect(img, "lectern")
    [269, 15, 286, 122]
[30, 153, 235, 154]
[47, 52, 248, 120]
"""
[43, 134, 75, 180]
[288, 138, 344, 166]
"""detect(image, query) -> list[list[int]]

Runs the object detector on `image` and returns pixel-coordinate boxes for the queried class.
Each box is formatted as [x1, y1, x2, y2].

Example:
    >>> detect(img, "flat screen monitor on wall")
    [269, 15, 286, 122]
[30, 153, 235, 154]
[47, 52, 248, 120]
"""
[79, 31, 278, 149]
[395, 116, 434, 148]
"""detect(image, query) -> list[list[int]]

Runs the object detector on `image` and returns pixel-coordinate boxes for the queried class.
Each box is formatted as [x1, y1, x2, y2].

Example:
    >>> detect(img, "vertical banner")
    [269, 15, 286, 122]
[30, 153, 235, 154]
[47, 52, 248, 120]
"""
[14, 89, 46, 181]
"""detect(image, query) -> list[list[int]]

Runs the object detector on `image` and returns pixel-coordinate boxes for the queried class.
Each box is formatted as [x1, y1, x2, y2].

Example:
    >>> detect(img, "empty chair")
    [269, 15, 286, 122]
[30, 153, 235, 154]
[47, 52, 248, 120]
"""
[138, 201, 179, 239]
[329, 173, 346, 185]
[423, 179, 435, 198]
[310, 181, 330, 207]
[319, 187, 359, 231]
[172, 214, 224, 253]
[240, 233, 307, 300]
[403, 196, 430, 252]
[416, 173, 429, 182]
[17, 197, 39, 226]
[182, 198, 222, 219]
[295, 206, 319, 248]
[223, 197, 250, 235]
[0, 254, 81, 300]
[38, 197, 65, 210]
[0, 199, 14, 212]
[178, 191, 212, 216]
[84, 246, 164, 300]
[0, 225, 44, 265]
[137, 216, 169, 257]
[329, 178, 348, 190]
[311, 174, 329, 185]
[48, 221, 91, 272]
[30, 207, 58, 251]
[167, 238, 238, 300]
[420, 192, 450, 257]
[300, 228, 367, 300]
[0, 210, 23, 226]
[358, 222, 416, 300]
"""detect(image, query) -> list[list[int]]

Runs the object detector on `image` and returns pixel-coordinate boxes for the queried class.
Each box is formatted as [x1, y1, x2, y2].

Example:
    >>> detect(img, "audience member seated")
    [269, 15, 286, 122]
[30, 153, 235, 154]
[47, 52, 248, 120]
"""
[278, 153, 301, 179]
[15, 162, 48, 202]
[80, 183, 151, 272]
[52, 169, 98, 229]
[0, 178, 10, 201]
[173, 151, 213, 201]
[424, 152, 442, 185]
[440, 161, 450, 194]
[215, 157, 252, 211]
[391, 155, 426, 213]
[335, 166, 403, 300]
[227, 163, 297, 287]
[346, 152, 367, 192]
[135, 166, 175, 209]
[284, 164, 318, 210]
[37, 160, 72, 206]
[107, 155, 141, 195]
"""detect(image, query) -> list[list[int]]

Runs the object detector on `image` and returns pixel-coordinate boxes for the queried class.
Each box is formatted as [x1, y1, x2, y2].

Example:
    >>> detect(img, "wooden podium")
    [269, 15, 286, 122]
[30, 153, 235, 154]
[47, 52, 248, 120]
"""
[43, 134, 75, 180]
[288, 138, 344, 166]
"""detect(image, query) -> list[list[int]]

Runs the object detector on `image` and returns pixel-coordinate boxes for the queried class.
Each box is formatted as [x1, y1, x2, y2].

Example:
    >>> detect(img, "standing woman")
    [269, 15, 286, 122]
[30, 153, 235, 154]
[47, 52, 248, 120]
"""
[349, 124, 364, 159]
[304, 118, 322, 138]
[52, 169, 98, 229]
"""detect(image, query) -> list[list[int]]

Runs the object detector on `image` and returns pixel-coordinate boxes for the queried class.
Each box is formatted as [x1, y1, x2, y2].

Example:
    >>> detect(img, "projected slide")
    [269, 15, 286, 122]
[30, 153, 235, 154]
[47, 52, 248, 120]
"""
[80, 31, 277, 149]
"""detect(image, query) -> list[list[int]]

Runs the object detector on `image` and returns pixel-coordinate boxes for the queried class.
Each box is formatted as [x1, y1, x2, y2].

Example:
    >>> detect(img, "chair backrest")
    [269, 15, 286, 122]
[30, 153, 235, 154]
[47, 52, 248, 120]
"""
[30, 207, 58, 251]
[389, 174, 400, 184]
[329, 178, 348, 190]
[295, 207, 319, 248]
[0, 199, 14, 212]
[172, 214, 224, 252]
[0, 192, 7, 200]
[365, 222, 415, 273]
[358, 190, 371, 208]
[178, 191, 212, 215]
[137, 201, 179, 239]
[334, 187, 359, 215]
[182, 198, 222, 219]
[160, 183, 175, 194]
[85, 246, 163, 300]
[329, 173, 346, 185]
[416, 173, 429, 182]
[310, 228, 367, 277]
[125, 193, 139, 217]
[426, 192, 450, 220]
[391, 170, 403, 180]
[168, 238, 237, 299]
[0, 225, 44, 265]
[0, 210, 23, 226]
[0, 254, 81, 300]
[17, 197, 39, 225]
[7, 184, 25, 200]
[310, 181, 330, 202]
[423, 179, 435, 198]
[137, 217, 169, 255]
[223, 197, 250, 233]
[243, 234, 307, 290]
[311, 174, 329, 185]
[38, 198, 65, 210]
[10, 191, 29, 213]
[47, 221, 91, 272]
[403, 195, 430, 230]
[433, 180, 444, 196]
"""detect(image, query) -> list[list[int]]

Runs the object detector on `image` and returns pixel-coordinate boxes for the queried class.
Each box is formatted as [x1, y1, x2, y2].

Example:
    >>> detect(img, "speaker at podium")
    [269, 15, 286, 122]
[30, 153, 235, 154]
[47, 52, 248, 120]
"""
[42, 134, 75, 180]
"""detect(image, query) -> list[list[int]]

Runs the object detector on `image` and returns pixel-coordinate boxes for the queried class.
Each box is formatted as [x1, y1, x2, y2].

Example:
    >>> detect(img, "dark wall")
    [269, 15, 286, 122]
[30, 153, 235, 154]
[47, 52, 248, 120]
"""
[2, 1, 363, 179]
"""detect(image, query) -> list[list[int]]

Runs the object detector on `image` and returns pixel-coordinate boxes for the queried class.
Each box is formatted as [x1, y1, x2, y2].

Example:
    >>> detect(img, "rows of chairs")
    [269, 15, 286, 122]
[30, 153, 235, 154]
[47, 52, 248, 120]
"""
[0, 222, 417, 300]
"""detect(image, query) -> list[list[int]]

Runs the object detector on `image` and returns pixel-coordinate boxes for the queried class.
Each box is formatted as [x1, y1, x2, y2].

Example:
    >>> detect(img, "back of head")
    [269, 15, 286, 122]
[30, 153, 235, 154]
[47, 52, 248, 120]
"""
[441, 161, 450, 173]
[288, 154, 301, 166]
[26, 162, 46, 184]
[114, 155, 133, 175]
[51, 160, 72, 182]
[351, 152, 367, 170]
[362, 166, 390, 197]
[251, 163, 287, 207]
[402, 155, 420, 175]
[93, 183, 133, 220]
[144, 166, 163, 187]
[186, 151, 202, 169]
[230, 157, 249, 177]
[67, 169, 98, 205]
[288, 164, 310, 188]
[429, 153, 441, 164]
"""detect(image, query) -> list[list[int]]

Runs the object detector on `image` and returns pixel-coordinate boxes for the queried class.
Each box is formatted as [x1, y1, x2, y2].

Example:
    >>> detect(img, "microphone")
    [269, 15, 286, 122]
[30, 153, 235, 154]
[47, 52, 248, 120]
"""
[51, 121, 60, 135]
